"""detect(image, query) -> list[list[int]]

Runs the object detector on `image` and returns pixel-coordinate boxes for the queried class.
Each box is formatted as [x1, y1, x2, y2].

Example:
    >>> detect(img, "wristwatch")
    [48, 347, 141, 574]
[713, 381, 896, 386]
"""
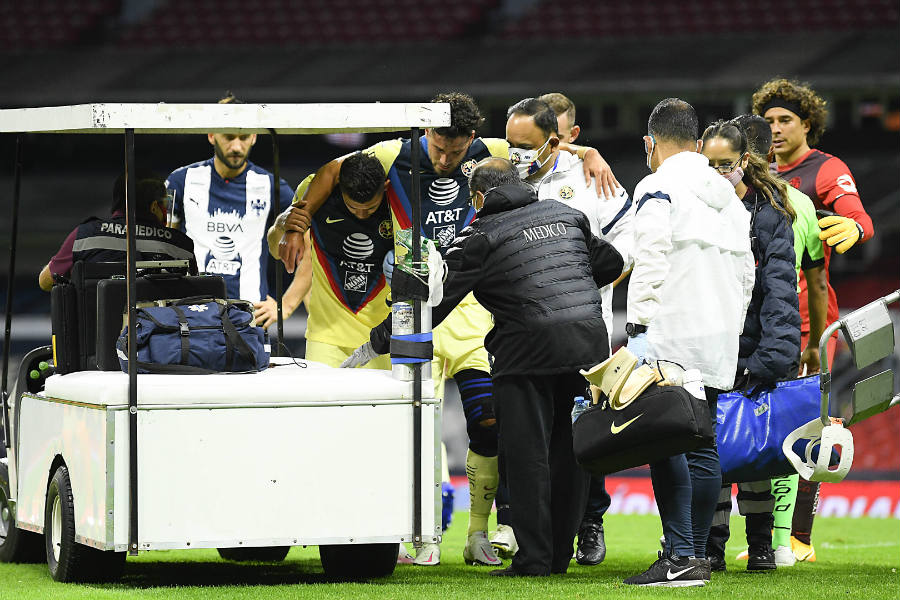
[625, 322, 648, 337]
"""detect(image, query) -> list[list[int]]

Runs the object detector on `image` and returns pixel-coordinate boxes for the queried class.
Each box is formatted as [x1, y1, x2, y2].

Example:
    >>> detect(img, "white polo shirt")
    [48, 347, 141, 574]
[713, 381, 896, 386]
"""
[533, 151, 633, 345]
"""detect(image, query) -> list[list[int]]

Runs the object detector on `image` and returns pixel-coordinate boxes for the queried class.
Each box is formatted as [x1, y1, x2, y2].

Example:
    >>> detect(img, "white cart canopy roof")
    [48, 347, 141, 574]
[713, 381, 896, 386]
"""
[0, 102, 450, 134]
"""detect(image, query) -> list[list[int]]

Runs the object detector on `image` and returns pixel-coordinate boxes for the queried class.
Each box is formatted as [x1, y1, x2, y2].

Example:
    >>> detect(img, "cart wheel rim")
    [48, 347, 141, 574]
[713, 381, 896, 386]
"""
[51, 493, 62, 562]
[0, 491, 9, 541]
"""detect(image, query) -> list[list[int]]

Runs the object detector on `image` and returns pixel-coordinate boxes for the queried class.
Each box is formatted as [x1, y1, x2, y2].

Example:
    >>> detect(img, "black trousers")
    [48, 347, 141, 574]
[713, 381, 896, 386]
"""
[494, 371, 589, 575]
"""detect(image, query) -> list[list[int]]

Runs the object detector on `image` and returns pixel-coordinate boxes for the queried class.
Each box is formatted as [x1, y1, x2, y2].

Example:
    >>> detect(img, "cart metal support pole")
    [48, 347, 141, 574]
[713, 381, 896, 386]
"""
[1, 134, 23, 453]
[817, 320, 842, 425]
[410, 127, 422, 545]
[268, 128, 283, 355]
[125, 128, 140, 555]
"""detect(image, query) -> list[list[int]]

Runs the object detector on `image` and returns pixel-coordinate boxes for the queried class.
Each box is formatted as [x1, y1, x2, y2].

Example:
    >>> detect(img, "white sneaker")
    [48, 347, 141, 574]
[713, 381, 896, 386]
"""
[413, 542, 441, 566]
[490, 524, 518, 559]
[774, 545, 796, 567]
[464, 531, 503, 566]
[397, 542, 415, 564]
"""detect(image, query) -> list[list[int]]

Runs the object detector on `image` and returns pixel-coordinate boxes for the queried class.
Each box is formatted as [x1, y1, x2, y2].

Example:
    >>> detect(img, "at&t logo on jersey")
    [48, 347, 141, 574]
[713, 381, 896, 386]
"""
[206, 235, 241, 275]
[344, 271, 368, 292]
[429, 178, 460, 207]
[342, 233, 374, 260]
[203, 210, 244, 275]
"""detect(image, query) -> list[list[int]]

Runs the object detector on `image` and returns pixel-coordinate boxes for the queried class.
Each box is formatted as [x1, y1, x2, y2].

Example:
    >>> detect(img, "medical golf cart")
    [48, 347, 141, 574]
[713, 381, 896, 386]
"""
[0, 103, 445, 582]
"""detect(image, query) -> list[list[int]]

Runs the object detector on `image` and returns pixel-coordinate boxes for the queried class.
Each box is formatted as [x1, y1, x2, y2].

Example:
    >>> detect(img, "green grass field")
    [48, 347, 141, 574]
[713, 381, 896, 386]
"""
[2, 513, 898, 600]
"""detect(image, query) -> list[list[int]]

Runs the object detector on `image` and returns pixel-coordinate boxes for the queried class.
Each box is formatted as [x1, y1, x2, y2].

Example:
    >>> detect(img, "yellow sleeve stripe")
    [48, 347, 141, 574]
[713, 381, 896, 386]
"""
[291, 173, 316, 206]
[368, 138, 403, 175]
[482, 137, 510, 159]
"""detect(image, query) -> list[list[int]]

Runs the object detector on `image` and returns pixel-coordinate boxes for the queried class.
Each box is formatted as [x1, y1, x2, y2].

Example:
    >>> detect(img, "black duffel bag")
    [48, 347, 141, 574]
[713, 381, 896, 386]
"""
[572, 383, 714, 477]
[116, 297, 269, 374]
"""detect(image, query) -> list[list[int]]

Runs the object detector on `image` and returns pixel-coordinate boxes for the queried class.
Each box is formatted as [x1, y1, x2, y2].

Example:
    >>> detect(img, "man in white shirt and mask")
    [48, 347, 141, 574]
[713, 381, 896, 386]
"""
[497, 96, 632, 568]
[623, 97, 754, 587]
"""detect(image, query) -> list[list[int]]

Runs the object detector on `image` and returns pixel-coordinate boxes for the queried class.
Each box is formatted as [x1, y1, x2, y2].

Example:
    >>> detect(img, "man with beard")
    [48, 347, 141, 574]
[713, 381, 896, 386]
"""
[165, 92, 305, 329]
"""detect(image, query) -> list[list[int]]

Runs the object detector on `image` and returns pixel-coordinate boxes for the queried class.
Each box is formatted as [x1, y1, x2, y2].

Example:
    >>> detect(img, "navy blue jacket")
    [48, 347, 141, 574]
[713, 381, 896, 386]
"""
[737, 186, 801, 382]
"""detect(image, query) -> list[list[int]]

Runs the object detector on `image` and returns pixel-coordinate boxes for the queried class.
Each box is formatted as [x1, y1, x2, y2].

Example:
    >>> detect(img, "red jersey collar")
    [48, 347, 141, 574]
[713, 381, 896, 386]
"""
[776, 148, 815, 172]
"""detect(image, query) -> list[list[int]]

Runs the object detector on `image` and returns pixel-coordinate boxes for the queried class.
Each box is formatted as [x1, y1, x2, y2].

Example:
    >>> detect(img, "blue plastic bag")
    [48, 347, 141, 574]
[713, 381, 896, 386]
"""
[716, 375, 822, 482]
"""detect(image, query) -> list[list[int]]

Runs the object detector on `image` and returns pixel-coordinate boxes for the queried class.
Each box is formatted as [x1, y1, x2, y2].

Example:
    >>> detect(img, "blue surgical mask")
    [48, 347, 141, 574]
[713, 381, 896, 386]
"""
[509, 138, 551, 179]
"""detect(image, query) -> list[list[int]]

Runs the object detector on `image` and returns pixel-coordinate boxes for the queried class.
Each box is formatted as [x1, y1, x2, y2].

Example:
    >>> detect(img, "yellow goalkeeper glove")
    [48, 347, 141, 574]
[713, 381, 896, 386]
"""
[818, 215, 862, 254]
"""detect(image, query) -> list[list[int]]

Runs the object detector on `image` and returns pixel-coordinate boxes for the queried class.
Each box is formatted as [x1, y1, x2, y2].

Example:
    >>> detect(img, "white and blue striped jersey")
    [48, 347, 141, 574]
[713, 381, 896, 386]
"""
[165, 158, 293, 302]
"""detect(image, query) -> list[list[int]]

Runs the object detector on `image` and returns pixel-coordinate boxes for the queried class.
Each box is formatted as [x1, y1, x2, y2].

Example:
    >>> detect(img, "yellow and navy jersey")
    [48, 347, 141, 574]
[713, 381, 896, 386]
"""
[306, 187, 395, 346]
[370, 136, 509, 251]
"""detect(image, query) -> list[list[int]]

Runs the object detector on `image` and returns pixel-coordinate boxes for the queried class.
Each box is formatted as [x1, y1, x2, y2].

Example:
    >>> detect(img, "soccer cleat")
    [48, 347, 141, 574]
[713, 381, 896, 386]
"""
[624, 554, 707, 587]
[774, 545, 796, 567]
[575, 520, 606, 565]
[464, 531, 503, 566]
[413, 542, 441, 566]
[747, 546, 776, 571]
[490, 524, 519, 559]
[735, 548, 749, 560]
[790, 536, 816, 562]
[397, 542, 415, 565]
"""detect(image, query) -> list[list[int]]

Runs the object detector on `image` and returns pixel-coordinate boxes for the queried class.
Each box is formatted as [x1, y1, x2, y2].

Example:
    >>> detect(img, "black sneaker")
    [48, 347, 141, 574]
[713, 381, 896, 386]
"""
[575, 520, 606, 566]
[747, 546, 776, 571]
[623, 554, 707, 587]
[708, 553, 727, 572]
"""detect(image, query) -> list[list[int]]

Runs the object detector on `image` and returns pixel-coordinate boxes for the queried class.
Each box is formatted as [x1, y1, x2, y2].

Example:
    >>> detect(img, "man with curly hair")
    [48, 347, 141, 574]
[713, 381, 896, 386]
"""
[751, 78, 875, 564]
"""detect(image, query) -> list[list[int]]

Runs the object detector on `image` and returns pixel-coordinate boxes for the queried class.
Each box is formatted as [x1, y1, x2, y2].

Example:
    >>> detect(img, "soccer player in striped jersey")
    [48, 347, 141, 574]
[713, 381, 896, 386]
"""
[165, 93, 305, 330]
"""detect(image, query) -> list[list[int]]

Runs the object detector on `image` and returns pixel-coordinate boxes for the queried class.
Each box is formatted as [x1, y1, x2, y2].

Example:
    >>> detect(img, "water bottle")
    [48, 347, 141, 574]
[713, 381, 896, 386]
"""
[682, 369, 705, 400]
[571, 395, 589, 423]
[390, 301, 432, 382]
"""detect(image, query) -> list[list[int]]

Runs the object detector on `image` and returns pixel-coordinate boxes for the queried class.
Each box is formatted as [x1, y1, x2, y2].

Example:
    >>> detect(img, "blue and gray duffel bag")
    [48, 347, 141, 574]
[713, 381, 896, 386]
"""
[116, 297, 269, 374]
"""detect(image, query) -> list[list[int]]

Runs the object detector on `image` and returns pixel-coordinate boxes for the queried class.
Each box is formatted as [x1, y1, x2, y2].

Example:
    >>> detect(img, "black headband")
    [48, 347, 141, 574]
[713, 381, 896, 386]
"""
[761, 97, 809, 120]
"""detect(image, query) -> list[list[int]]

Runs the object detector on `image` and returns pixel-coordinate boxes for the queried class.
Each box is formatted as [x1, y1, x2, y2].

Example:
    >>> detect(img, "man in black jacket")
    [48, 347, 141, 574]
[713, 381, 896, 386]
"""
[346, 157, 624, 576]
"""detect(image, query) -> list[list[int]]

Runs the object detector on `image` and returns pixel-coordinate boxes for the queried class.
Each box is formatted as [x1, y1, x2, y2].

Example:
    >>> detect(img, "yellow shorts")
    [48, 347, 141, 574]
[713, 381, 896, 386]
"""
[431, 292, 492, 398]
[305, 339, 392, 371]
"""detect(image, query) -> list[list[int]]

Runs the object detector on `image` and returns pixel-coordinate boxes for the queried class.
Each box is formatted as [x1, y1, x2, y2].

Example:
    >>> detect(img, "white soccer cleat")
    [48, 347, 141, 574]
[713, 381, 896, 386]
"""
[397, 542, 415, 565]
[774, 545, 797, 567]
[413, 542, 441, 566]
[490, 524, 519, 559]
[464, 531, 503, 566]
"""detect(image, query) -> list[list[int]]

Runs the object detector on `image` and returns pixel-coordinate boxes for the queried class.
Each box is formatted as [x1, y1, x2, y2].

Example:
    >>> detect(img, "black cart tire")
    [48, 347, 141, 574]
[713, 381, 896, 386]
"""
[217, 546, 290, 562]
[0, 459, 45, 563]
[45, 464, 125, 582]
[319, 543, 397, 579]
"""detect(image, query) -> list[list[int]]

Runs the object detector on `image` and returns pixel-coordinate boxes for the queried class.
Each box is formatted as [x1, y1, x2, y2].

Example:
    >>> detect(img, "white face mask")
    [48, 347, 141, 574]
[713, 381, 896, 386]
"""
[509, 138, 551, 179]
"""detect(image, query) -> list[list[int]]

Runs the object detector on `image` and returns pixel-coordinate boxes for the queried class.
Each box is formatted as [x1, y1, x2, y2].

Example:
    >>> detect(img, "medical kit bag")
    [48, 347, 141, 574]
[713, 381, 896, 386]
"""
[116, 297, 269, 374]
[716, 375, 822, 482]
[572, 382, 714, 477]
[95, 270, 226, 370]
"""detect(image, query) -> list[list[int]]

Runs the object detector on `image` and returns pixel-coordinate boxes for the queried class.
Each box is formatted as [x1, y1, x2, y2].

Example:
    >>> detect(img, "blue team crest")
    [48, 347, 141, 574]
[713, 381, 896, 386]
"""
[559, 185, 574, 200]
[250, 198, 267, 216]
[379, 219, 393, 239]
[461, 159, 477, 177]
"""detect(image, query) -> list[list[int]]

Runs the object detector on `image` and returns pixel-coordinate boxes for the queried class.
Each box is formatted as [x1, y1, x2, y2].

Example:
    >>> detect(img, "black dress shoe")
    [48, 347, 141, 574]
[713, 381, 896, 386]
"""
[575, 520, 606, 566]
[490, 566, 548, 577]
[708, 553, 727, 572]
